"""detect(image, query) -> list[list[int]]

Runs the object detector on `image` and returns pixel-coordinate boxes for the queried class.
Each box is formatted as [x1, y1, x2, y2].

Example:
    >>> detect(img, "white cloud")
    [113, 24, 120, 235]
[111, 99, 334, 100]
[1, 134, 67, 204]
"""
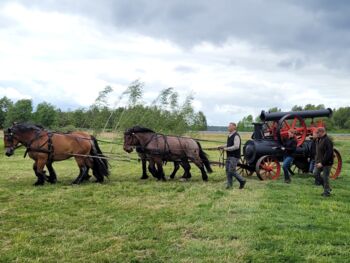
[0, 2, 349, 126]
[0, 87, 31, 100]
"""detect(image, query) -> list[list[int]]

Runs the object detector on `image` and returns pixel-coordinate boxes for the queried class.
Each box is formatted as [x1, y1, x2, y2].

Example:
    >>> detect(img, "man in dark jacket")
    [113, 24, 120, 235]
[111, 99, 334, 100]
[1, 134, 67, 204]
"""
[218, 122, 246, 189]
[314, 127, 334, 197]
[282, 130, 297, 184]
[309, 130, 319, 184]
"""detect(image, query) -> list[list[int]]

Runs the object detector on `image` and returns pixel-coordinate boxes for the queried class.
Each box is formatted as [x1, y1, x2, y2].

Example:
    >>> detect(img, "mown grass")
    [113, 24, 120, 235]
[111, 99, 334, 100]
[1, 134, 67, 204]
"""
[0, 133, 349, 262]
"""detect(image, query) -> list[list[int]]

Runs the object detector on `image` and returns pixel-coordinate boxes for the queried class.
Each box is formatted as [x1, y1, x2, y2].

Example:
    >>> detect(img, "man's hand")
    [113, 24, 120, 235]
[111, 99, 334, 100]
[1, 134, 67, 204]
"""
[316, 162, 323, 168]
[281, 147, 286, 151]
[217, 146, 225, 150]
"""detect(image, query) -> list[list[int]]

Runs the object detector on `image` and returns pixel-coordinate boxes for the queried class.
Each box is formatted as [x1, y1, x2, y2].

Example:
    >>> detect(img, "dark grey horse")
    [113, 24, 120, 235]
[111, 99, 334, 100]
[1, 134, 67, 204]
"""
[124, 126, 212, 181]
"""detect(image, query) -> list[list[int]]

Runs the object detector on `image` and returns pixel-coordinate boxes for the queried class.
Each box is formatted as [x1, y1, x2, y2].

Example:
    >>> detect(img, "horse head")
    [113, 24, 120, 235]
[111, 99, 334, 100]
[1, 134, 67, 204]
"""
[123, 129, 138, 153]
[123, 126, 155, 153]
[3, 122, 43, 156]
[3, 127, 19, 156]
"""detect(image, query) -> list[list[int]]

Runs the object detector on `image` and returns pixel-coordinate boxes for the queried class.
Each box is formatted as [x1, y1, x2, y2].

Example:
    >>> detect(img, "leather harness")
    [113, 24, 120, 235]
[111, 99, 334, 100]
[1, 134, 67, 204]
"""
[20, 130, 55, 161]
[131, 132, 175, 158]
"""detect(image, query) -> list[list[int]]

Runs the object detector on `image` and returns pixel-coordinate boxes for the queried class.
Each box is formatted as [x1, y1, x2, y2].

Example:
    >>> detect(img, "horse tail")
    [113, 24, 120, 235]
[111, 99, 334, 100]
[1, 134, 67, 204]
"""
[196, 141, 213, 173]
[90, 136, 110, 180]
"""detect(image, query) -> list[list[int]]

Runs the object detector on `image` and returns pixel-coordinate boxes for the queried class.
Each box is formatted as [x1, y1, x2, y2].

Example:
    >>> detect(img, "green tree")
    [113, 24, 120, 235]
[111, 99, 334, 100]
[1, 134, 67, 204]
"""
[123, 80, 144, 106]
[267, 107, 281, 113]
[333, 107, 350, 129]
[0, 96, 13, 128]
[72, 108, 87, 128]
[291, 105, 303, 111]
[57, 110, 75, 128]
[192, 111, 207, 131]
[303, 104, 325, 110]
[169, 91, 179, 111]
[94, 86, 113, 108]
[238, 115, 254, 131]
[5, 99, 33, 126]
[33, 102, 58, 128]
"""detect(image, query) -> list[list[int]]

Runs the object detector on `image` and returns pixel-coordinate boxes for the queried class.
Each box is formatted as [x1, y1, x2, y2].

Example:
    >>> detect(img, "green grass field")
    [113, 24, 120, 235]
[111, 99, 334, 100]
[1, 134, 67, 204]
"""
[0, 133, 349, 262]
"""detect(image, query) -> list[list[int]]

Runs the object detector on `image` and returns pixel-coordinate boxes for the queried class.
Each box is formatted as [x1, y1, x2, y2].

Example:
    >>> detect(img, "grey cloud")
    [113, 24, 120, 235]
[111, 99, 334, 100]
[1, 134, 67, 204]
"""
[277, 58, 305, 70]
[7, 0, 350, 70]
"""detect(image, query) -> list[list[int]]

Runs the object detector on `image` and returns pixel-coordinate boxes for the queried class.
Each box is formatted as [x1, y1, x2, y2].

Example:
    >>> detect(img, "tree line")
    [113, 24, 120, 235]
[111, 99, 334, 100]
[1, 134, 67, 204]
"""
[0, 80, 207, 135]
[237, 104, 350, 132]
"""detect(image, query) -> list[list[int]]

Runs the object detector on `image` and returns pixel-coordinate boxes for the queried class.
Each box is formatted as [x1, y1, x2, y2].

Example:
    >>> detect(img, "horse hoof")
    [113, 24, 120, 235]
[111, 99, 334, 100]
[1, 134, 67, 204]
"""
[48, 178, 57, 184]
[94, 180, 103, 184]
[34, 182, 44, 186]
[83, 175, 91, 182]
[140, 176, 149, 180]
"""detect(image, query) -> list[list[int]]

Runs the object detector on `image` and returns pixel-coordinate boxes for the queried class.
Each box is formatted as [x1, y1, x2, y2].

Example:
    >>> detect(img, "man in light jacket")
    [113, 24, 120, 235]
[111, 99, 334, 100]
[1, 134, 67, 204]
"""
[218, 122, 246, 189]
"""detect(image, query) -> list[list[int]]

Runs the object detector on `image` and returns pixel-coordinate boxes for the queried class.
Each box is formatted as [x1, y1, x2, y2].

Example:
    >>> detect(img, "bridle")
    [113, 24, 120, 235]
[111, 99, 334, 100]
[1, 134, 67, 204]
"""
[124, 131, 155, 152]
[124, 132, 140, 148]
[4, 126, 50, 157]
[4, 128, 23, 151]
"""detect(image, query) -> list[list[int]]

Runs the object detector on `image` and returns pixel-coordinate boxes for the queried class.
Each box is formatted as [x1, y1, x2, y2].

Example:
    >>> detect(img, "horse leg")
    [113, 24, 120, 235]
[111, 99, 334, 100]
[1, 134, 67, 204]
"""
[72, 166, 89, 184]
[80, 166, 89, 183]
[169, 161, 180, 179]
[155, 158, 166, 181]
[33, 161, 48, 180]
[81, 158, 92, 182]
[90, 157, 104, 183]
[34, 158, 47, 186]
[46, 162, 57, 184]
[148, 159, 159, 179]
[140, 158, 149, 180]
[33, 161, 38, 177]
[72, 157, 89, 184]
[180, 159, 192, 179]
[82, 167, 91, 182]
[190, 157, 208, 181]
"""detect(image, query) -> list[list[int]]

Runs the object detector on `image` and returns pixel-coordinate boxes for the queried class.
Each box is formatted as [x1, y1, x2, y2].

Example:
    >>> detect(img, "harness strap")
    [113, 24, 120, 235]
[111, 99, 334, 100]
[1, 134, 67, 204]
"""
[134, 133, 155, 153]
[163, 134, 171, 156]
[47, 132, 54, 161]
[24, 131, 54, 159]
[132, 132, 186, 158]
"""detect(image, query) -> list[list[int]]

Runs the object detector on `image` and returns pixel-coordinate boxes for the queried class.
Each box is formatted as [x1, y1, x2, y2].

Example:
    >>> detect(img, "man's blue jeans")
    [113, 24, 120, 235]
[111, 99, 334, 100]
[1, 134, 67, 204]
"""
[283, 156, 294, 181]
[309, 159, 315, 173]
[225, 157, 245, 187]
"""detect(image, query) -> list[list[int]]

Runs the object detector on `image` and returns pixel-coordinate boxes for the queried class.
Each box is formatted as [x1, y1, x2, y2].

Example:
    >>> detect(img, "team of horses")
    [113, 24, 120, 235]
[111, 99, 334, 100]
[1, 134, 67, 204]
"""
[3, 123, 212, 185]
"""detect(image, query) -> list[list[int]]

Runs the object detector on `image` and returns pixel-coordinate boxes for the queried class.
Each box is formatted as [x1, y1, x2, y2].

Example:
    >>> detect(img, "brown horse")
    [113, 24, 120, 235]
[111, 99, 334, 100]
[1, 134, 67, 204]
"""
[3, 123, 109, 185]
[123, 126, 212, 181]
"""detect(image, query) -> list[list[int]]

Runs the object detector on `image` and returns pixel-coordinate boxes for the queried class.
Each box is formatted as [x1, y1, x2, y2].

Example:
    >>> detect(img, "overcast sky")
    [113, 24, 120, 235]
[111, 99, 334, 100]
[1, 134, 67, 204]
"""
[0, 0, 349, 125]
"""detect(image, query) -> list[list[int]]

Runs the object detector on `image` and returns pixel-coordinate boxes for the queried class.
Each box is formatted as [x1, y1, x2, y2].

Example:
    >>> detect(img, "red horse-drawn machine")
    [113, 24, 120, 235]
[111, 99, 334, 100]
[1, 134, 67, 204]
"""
[237, 108, 342, 180]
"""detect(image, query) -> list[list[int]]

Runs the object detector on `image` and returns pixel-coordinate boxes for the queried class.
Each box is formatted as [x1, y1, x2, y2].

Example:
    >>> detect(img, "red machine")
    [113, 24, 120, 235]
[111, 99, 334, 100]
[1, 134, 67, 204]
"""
[238, 108, 342, 180]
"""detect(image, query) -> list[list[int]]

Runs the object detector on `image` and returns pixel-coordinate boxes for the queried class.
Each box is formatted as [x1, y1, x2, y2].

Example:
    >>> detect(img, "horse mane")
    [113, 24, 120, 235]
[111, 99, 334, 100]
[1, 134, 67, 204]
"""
[12, 123, 45, 133]
[124, 126, 155, 135]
